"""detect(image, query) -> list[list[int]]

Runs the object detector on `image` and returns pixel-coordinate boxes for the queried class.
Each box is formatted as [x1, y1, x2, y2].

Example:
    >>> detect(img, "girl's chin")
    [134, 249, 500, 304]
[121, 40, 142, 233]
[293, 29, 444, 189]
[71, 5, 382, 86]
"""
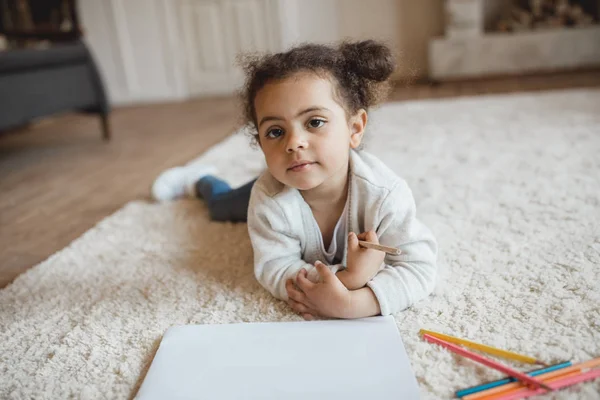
[273, 171, 321, 191]
[286, 178, 321, 191]
[289, 182, 318, 191]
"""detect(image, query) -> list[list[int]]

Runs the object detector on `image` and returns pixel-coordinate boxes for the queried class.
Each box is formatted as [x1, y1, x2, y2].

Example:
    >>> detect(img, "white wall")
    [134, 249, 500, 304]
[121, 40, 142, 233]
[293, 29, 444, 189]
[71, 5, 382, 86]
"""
[178, 0, 281, 97]
[79, 0, 419, 104]
[78, 0, 128, 104]
[287, 0, 403, 75]
[279, 0, 444, 80]
[338, 0, 401, 48]
[292, 0, 339, 44]
[396, 0, 444, 80]
[79, 0, 185, 105]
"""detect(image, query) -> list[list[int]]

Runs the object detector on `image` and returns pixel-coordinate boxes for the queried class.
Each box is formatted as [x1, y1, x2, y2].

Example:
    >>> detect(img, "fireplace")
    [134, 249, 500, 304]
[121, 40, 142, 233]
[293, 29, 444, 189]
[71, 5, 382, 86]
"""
[429, 0, 600, 80]
[493, 0, 599, 32]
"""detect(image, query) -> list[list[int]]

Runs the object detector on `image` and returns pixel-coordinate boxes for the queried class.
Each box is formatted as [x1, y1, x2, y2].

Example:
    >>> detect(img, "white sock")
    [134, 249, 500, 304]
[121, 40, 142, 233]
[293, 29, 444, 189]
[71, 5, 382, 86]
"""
[151, 164, 217, 201]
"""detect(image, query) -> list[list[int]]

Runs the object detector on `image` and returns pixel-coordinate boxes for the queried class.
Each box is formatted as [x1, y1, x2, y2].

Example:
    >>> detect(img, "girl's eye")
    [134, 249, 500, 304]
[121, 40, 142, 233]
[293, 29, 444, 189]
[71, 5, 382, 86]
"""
[266, 128, 284, 139]
[307, 119, 325, 129]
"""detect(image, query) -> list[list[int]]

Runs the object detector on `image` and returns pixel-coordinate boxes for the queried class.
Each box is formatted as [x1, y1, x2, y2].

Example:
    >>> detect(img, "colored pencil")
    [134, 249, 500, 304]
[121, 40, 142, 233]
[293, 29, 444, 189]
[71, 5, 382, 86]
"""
[486, 368, 600, 400]
[421, 334, 553, 391]
[463, 357, 600, 399]
[478, 371, 582, 400]
[420, 329, 547, 366]
[456, 361, 572, 398]
[358, 240, 401, 255]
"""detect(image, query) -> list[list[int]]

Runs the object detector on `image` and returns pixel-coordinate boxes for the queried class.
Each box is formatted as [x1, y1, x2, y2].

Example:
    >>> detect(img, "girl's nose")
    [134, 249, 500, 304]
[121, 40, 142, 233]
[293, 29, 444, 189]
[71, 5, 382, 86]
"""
[285, 130, 308, 153]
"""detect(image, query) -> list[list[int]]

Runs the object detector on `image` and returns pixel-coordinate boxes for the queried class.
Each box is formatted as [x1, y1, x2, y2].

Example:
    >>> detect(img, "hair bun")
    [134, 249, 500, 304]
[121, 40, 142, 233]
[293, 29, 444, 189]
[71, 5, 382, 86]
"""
[340, 40, 395, 82]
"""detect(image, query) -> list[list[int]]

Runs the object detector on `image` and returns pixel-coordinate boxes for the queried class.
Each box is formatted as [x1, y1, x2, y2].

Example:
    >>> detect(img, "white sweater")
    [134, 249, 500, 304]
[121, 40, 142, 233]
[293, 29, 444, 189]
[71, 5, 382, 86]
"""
[247, 150, 438, 316]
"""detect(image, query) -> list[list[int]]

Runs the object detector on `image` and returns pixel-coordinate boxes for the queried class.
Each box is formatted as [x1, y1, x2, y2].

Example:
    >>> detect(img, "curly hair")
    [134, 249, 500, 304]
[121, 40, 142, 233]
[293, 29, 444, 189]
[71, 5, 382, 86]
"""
[239, 40, 396, 137]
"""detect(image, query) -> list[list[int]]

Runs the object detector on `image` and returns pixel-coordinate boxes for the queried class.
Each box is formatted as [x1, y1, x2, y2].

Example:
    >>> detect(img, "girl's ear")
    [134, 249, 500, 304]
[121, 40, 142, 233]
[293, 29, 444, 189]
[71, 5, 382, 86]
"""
[349, 109, 367, 149]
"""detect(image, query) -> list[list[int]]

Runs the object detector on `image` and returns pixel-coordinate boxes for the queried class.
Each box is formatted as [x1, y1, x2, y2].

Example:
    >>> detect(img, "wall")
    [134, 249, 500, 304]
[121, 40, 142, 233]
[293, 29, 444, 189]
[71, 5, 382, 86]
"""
[79, 0, 444, 104]
[78, 0, 184, 105]
[396, 0, 444, 80]
[290, 0, 417, 80]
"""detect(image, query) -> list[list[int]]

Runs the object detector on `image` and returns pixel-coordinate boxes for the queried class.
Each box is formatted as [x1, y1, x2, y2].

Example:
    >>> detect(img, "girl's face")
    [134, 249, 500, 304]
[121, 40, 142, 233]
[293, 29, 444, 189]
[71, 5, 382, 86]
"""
[254, 72, 365, 192]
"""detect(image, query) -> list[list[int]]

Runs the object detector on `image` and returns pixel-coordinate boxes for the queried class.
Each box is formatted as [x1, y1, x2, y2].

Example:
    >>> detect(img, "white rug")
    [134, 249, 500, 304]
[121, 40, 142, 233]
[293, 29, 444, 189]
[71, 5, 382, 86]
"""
[1, 89, 599, 399]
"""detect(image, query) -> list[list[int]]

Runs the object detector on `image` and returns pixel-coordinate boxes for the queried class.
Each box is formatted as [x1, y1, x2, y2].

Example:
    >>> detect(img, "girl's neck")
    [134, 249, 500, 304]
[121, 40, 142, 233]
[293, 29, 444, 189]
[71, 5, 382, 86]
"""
[301, 162, 349, 212]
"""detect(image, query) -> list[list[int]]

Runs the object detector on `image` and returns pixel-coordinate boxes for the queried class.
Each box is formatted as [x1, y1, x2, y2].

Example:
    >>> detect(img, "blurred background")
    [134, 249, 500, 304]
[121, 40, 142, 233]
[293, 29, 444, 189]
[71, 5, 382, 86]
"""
[1, 0, 599, 286]
[2, 1, 599, 103]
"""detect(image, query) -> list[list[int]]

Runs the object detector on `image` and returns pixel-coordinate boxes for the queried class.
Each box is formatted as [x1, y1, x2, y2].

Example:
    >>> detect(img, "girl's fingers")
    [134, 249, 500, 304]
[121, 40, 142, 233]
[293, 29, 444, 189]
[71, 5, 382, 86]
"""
[315, 261, 335, 283]
[288, 298, 313, 315]
[302, 313, 315, 321]
[285, 278, 296, 294]
[357, 230, 379, 244]
[296, 269, 316, 292]
[286, 279, 306, 303]
[347, 232, 359, 251]
[356, 231, 369, 241]
[365, 230, 379, 244]
[289, 299, 319, 320]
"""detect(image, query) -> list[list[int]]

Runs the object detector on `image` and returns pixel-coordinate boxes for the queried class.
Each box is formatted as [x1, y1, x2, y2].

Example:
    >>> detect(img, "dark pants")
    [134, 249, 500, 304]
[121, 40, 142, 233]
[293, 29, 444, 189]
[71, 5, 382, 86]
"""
[195, 176, 257, 222]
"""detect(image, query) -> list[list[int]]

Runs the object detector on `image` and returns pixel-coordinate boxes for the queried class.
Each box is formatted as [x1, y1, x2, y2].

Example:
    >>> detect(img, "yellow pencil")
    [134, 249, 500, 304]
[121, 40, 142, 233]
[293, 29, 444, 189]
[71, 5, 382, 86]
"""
[419, 329, 547, 366]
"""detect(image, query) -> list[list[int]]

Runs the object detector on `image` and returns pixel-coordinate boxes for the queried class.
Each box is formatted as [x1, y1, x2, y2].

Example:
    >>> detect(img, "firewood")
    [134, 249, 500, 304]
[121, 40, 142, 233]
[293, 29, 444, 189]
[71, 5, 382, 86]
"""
[556, 0, 570, 17]
[547, 16, 565, 28]
[569, 5, 585, 20]
[511, 19, 531, 32]
[496, 20, 511, 32]
[529, 0, 545, 17]
[575, 15, 595, 26]
[511, 7, 533, 27]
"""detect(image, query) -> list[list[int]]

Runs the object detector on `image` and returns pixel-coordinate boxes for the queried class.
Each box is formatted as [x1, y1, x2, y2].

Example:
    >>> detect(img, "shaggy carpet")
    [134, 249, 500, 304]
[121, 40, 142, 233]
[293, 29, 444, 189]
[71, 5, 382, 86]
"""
[1, 89, 599, 399]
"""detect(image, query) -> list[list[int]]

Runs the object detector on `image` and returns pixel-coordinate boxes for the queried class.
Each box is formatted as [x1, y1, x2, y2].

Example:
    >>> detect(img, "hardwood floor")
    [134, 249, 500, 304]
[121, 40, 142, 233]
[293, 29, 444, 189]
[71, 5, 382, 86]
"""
[1, 69, 599, 288]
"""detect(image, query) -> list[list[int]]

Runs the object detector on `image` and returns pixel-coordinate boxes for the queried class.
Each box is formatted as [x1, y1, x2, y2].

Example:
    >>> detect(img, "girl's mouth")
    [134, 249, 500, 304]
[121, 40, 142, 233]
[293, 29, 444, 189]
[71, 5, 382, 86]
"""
[288, 162, 315, 172]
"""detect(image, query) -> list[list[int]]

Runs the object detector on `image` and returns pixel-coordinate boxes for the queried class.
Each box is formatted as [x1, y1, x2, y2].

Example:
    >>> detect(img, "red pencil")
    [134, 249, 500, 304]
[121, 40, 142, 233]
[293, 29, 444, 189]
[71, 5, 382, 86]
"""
[422, 334, 553, 391]
[492, 368, 600, 400]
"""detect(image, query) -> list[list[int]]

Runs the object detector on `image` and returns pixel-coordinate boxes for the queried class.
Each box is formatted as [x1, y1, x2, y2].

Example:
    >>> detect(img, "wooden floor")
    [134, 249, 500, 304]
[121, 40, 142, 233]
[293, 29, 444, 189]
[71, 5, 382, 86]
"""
[1, 69, 599, 288]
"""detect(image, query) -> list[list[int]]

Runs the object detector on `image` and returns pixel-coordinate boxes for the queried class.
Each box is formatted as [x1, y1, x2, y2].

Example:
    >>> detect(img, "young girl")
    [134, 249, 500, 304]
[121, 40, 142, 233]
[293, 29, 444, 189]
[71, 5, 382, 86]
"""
[152, 40, 438, 320]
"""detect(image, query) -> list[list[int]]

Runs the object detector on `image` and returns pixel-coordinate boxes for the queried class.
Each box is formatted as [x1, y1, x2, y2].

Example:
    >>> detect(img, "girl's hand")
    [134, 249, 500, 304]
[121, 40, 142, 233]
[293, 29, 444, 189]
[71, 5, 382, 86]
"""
[343, 231, 386, 287]
[287, 261, 351, 319]
[286, 278, 319, 320]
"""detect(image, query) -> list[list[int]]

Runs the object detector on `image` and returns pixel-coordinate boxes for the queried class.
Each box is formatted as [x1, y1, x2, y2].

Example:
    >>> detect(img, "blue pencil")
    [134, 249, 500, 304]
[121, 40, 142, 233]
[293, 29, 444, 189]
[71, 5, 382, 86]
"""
[455, 361, 572, 398]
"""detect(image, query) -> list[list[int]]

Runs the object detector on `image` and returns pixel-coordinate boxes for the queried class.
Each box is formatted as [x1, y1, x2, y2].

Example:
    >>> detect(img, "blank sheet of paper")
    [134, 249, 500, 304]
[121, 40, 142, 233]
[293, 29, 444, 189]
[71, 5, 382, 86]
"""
[136, 316, 420, 400]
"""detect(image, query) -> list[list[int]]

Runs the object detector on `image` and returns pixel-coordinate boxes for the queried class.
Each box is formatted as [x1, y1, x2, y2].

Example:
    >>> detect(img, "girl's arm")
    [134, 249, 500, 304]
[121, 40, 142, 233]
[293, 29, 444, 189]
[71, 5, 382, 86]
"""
[344, 287, 381, 318]
[367, 180, 438, 316]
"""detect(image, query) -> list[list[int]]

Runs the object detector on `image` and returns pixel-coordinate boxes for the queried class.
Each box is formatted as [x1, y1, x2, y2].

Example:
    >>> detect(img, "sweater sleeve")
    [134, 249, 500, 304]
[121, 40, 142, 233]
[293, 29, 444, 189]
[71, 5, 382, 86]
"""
[366, 180, 438, 316]
[247, 188, 341, 300]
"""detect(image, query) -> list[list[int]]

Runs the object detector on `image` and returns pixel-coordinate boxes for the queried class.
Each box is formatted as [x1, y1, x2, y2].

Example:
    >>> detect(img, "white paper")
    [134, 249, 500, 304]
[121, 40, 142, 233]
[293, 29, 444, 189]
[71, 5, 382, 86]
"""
[136, 316, 420, 400]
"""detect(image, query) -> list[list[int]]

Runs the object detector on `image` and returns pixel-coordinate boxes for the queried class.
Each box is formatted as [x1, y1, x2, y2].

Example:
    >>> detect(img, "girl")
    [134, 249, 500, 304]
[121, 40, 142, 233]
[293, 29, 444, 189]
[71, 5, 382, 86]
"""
[152, 40, 438, 320]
